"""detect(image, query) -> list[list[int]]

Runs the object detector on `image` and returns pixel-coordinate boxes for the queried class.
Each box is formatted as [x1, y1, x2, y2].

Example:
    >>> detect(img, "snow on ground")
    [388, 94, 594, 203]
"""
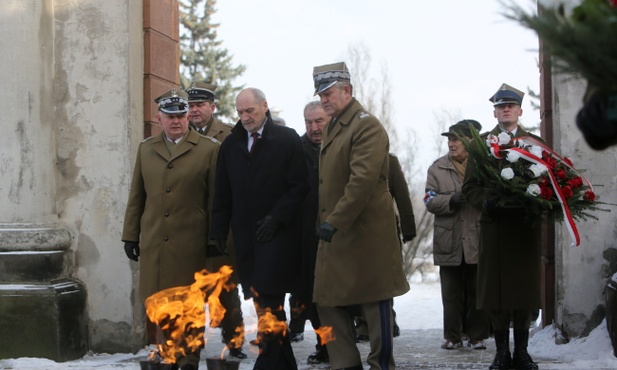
[1, 282, 616, 369]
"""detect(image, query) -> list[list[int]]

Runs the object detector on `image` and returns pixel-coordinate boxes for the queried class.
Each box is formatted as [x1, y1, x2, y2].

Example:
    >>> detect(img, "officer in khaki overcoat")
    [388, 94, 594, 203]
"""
[186, 82, 234, 141]
[312, 62, 409, 370]
[121, 89, 219, 370]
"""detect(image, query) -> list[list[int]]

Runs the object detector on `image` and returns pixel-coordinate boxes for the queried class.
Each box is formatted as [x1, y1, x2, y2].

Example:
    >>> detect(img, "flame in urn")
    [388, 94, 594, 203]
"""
[144, 265, 237, 364]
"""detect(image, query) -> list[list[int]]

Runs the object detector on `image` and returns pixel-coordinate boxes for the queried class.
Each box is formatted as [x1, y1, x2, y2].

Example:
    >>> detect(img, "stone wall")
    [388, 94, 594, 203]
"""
[0, 0, 148, 356]
[551, 74, 617, 338]
[52, 0, 145, 353]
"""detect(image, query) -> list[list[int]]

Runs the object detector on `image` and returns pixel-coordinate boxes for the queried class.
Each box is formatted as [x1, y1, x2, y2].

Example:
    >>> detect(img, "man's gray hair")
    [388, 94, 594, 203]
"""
[304, 100, 323, 114]
[335, 81, 353, 95]
[243, 87, 267, 103]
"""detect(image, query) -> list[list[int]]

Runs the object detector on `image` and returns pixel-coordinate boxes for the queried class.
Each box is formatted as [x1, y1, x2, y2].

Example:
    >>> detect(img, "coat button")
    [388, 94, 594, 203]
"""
[163, 237, 168, 241]
[167, 163, 173, 169]
[166, 188, 171, 193]
[164, 212, 169, 217]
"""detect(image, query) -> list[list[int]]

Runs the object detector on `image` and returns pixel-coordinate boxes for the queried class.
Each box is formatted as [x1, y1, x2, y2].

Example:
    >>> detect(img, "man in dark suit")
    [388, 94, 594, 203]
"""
[463, 83, 543, 370]
[287, 101, 330, 364]
[210, 87, 309, 370]
[186, 82, 247, 359]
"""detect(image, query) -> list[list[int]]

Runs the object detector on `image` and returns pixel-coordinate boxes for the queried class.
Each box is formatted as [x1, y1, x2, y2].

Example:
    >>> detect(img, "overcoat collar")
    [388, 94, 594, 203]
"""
[489, 124, 531, 138]
[321, 98, 361, 151]
[151, 128, 201, 162]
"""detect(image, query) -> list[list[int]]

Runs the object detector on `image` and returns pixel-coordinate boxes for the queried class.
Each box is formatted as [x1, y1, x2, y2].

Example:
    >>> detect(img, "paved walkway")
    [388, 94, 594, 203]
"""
[3, 327, 613, 370]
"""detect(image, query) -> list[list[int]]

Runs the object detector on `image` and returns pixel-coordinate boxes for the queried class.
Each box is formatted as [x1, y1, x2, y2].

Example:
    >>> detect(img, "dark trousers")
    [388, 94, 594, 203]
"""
[216, 285, 244, 346]
[491, 309, 533, 331]
[253, 294, 298, 370]
[288, 293, 325, 348]
[289, 293, 318, 332]
[439, 261, 489, 343]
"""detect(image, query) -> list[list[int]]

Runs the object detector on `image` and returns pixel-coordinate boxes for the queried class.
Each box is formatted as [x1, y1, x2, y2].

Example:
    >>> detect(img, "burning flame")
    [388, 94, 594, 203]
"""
[315, 326, 335, 345]
[257, 311, 288, 337]
[144, 265, 237, 364]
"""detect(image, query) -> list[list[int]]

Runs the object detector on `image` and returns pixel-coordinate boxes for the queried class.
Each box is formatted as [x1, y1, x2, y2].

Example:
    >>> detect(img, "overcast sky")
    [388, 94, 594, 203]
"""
[213, 0, 541, 171]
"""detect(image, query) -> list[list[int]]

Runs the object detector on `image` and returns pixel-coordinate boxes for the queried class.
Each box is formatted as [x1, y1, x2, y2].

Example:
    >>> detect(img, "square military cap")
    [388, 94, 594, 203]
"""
[155, 89, 189, 114]
[186, 82, 217, 102]
[489, 83, 524, 106]
[313, 61, 351, 95]
[441, 119, 482, 137]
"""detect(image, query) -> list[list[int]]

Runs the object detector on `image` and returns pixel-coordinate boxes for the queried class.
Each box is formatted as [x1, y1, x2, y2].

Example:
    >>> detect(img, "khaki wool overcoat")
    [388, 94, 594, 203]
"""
[191, 115, 234, 143]
[122, 129, 220, 302]
[462, 125, 543, 310]
[314, 98, 410, 307]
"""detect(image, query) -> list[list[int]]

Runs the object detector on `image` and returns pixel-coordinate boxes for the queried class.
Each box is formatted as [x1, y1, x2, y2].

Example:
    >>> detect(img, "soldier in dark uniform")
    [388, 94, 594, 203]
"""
[185, 82, 247, 359]
[463, 84, 543, 370]
[353, 152, 417, 342]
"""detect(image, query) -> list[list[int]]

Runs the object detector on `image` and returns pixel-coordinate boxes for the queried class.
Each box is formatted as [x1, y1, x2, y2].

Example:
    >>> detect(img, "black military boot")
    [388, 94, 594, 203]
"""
[489, 329, 512, 370]
[513, 329, 538, 370]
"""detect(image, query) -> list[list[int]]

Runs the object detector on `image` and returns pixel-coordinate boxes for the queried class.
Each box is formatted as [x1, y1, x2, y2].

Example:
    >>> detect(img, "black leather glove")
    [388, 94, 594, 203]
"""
[483, 197, 499, 215]
[123, 241, 140, 261]
[256, 215, 280, 242]
[214, 238, 229, 256]
[449, 191, 465, 209]
[316, 222, 337, 242]
[576, 91, 617, 150]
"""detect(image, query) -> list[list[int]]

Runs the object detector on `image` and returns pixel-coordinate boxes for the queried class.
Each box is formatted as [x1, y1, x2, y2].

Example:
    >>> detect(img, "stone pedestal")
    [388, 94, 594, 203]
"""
[0, 225, 87, 361]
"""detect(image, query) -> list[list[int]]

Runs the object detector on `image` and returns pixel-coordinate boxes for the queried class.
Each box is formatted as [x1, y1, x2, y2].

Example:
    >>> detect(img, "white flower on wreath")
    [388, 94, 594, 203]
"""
[529, 163, 548, 178]
[506, 151, 521, 163]
[501, 167, 515, 180]
[526, 183, 541, 196]
[529, 145, 543, 159]
[497, 132, 512, 145]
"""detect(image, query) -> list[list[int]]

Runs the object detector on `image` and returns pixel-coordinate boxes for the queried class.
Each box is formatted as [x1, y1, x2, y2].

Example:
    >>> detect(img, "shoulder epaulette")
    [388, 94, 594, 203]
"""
[358, 111, 370, 119]
[142, 136, 155, 143]
[223, 122, 235, 128]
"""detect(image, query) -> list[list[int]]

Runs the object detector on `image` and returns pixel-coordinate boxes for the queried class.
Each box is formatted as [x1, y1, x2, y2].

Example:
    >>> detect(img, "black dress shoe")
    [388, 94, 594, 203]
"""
[393, 323, 400, 337]
[229, 347, 248, 359]
[512, 349, 538, 370]
[489, 350, 512, 370]
[355, 334, 369, 343]
[307, 346, 329, 364]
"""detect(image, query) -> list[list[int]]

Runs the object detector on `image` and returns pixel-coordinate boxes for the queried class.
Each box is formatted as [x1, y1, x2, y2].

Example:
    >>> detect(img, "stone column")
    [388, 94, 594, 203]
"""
[0, 0, 87, 361]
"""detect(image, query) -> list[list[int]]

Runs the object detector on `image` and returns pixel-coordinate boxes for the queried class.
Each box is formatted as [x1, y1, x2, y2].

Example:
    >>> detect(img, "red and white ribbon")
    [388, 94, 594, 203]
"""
[487, 141, 581, 247]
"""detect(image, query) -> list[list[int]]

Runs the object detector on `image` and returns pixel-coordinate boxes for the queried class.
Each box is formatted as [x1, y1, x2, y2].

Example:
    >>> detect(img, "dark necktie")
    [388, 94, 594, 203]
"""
[249, 132, 259, 153]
